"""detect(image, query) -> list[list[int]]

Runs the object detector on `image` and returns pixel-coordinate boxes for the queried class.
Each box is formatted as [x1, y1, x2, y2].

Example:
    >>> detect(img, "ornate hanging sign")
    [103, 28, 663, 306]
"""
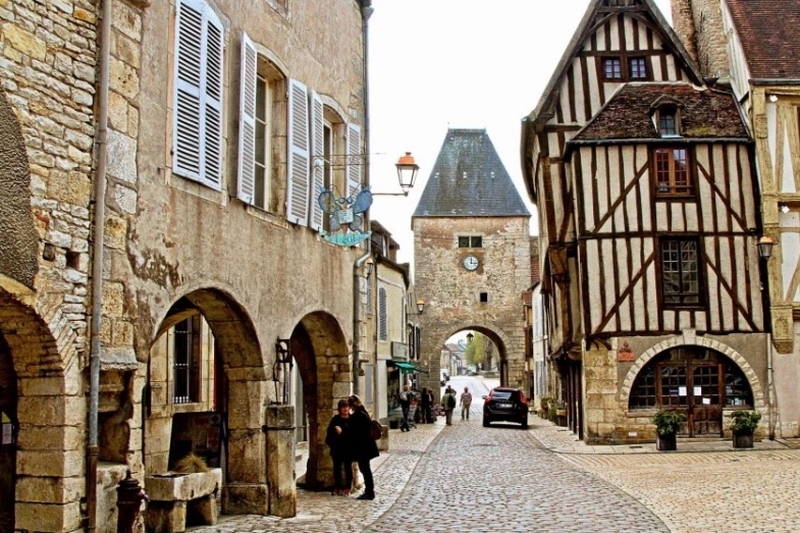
[317, 186, 373, 247]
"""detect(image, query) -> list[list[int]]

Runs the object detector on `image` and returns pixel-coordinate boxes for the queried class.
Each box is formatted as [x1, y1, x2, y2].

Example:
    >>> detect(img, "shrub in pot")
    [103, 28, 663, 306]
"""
[652, 410, 686, 451]
[729, 410, 761, 448]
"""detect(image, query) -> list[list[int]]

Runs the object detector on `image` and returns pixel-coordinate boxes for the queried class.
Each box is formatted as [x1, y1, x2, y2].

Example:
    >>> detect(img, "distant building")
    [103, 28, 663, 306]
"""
[413, 128, 531, 393]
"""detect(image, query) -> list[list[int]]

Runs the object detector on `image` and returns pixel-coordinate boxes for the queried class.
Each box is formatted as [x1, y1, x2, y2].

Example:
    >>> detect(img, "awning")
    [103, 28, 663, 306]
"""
[387, 360, 428, 374]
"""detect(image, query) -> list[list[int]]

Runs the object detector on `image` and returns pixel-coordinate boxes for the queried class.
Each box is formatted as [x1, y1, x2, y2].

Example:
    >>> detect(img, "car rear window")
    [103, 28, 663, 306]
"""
[491, 391, 512, 400]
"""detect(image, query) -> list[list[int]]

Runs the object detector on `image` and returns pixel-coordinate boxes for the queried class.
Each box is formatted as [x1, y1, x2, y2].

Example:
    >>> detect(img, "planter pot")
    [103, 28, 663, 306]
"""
[656, 433, 677, 451]
[556, 413, 567, 427]
[732, 430, 754, 448]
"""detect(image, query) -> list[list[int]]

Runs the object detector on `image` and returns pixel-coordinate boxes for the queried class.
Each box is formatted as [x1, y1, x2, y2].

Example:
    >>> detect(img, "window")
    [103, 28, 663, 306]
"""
[656, 106, 680, 137]
[654, 147, 691, 196]
[238, 33, 285, 210]
[661, 239, 702, 306]
[173, 0, 224, 190]
[378, 287, 387, 341]
[479, 292, 488, 303]
[629, 57, 648, 79]
[458, 236, 483, 248]
[603, 57, 622, 80]
[173, 317, 200, 403]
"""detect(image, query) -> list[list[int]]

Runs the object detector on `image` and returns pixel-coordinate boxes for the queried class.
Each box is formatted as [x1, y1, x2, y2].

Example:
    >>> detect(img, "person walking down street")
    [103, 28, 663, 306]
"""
[460, 386, 473, 420]
[442, 386, 457, 426]
[399, 384, 412, 432]
[325, 399, 353, 495]
[420, 387, 433, 423]
[348, 395, 379, 500]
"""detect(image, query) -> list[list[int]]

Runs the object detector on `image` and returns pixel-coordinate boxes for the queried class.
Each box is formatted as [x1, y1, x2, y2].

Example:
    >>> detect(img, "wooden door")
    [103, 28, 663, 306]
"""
[688, 364, 723, 437]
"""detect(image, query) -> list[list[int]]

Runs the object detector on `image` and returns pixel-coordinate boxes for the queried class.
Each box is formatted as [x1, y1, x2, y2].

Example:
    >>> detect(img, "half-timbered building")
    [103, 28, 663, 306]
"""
[521, 0, 767, 444]
[671, 0, 800, 439]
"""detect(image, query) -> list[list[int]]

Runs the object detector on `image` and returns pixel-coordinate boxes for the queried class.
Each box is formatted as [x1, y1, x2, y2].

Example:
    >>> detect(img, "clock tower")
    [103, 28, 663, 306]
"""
[412, 129, 532, 392]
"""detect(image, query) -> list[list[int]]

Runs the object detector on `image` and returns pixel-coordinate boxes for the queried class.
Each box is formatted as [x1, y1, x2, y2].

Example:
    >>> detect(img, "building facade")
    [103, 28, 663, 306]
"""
[671, 0, 800, 438]
[521, 0, 769, 444]
[0, 0, 376, 531]
[413, 129, 531, 394]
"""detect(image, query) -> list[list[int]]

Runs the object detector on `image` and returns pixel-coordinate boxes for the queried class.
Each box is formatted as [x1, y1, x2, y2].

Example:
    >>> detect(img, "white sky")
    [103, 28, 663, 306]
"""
[367, 0, 673, 267]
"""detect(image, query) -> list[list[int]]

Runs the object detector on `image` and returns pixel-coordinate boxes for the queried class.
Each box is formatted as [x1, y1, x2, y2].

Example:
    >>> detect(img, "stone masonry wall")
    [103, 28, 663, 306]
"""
[670, 0, 729, 79]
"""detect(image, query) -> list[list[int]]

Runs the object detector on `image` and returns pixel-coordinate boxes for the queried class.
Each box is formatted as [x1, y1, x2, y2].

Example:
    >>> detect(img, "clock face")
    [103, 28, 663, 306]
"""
[462, 254, 479, 271]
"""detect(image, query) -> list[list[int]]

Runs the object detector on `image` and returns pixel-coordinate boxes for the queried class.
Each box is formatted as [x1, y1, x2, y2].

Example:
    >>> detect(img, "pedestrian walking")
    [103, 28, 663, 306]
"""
[442, 386, 457, 426]
[460, 386, 473, 420]
[399, 384, 412, 432]
[347, 395, 379, 500]
[325, 399, 353, 495]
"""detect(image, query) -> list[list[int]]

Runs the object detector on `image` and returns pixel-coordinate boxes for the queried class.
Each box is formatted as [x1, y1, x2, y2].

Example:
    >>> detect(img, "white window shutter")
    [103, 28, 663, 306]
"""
[173, 0, 223, 190]
[346, 122, 362, 198]
[309, 91, 324, 231]
[237, 31, 257, 204]
[287, 79, 310, 226]
[202, 8, 224, 189]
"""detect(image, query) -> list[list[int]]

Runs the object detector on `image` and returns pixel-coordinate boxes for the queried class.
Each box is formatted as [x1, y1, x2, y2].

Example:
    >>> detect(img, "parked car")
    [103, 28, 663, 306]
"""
[482, 387, 528, 428]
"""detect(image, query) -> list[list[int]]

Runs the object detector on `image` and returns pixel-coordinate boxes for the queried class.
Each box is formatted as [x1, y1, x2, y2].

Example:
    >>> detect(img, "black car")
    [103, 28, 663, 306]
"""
[482, 387, 528, 428]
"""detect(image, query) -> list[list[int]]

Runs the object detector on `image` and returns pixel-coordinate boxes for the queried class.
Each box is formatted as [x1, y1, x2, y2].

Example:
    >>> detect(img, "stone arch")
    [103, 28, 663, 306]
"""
[620, 333, 766, 410]
[290, 311, 348, 490]
[438, 323, 514, 384]
[143, 287, 269, 514]
[0, 89, 38, 289]
[0, 283, 85, 533]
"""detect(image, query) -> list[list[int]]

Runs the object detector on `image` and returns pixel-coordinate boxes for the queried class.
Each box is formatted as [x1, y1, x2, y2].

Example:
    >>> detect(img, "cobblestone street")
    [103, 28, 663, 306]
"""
[188, 378, 800, 533]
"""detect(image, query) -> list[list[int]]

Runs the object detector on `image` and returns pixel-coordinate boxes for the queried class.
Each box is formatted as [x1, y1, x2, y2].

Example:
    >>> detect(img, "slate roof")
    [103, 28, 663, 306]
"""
[412, 129, 530, 218]
[571, 83, 749, 142]
[724, 0, 800, 80]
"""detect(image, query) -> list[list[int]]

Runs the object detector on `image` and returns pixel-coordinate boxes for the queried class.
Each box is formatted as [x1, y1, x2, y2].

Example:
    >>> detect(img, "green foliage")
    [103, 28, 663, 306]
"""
[464, 333, 485, 366]
[652, 410, 686, 436]
[729, 410, 761, 433]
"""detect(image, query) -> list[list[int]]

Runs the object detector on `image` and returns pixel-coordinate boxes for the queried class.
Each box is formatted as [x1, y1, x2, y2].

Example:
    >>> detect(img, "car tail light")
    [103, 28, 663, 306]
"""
[519, 391, 528, 406]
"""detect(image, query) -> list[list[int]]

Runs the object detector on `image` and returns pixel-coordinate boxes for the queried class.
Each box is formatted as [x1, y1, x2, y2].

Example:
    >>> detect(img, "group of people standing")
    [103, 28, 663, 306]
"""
[325, 395, 379, 500]
[441, 386, 472, 425]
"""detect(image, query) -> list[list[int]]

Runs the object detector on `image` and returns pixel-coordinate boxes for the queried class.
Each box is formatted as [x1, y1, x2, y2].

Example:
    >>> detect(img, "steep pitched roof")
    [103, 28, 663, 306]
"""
[724, 0, 800, 80]
[412, 129, 530, 218]
[571, 82, 749, 142]
[527, 0, 703, 124]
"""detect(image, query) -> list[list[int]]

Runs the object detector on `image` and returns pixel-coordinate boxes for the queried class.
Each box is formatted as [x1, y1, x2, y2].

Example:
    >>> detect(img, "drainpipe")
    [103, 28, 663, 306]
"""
[767, 332, 775, 440]
[353, 0, 374, 395]
[88, 0, 112, 531]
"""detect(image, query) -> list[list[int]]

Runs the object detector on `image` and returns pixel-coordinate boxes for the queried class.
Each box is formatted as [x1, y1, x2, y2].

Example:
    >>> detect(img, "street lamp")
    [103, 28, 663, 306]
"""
[416, 299, 425, 314]
[757, 235, 774, 259]
[466, 332, 474, 343]
[372, 152, 420, 197]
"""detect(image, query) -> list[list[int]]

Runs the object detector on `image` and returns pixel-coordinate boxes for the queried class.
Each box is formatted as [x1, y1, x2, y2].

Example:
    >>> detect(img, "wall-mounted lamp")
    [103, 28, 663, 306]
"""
[757, 235, 775, 259]
[273, 338, 294, 405]
[466, 332, 474, 343]
[372, 152, 420, 197]
[365, 261, 374, 278]
[416, 299, 425, 314]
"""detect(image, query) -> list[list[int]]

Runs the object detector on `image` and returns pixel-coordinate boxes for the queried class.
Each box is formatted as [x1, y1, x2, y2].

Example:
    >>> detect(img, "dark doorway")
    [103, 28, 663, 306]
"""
[0, 334, 17, 532]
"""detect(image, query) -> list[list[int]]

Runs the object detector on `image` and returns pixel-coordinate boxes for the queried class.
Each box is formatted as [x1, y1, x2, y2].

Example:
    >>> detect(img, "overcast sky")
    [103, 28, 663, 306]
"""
[367, 0, 674, 266]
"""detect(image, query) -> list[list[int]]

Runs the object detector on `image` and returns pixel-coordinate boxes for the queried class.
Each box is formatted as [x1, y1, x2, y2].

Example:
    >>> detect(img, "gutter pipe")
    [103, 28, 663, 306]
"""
[353, 0, 374, 395]
[88, 0, 112, 530]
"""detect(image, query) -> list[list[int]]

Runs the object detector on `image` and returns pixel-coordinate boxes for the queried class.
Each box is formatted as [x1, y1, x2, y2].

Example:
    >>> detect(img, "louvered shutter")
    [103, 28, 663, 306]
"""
[309, 91, 324, 230]
[173, 0, 224, 190]
[378, 286, 387, 341]
[346, 123, 362, 198]
[287, 79, 310, 225]
[237, 31, 257, 204]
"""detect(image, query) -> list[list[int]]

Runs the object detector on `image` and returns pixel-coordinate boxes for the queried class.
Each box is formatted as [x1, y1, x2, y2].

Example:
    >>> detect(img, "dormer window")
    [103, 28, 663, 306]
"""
[655, 105, 681, 137]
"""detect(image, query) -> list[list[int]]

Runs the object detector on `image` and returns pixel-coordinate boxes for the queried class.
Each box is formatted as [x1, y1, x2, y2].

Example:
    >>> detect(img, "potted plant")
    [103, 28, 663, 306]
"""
[555, 402, 567, 427]
[652, 410, 686, 451]
[729, 410, 761, 448]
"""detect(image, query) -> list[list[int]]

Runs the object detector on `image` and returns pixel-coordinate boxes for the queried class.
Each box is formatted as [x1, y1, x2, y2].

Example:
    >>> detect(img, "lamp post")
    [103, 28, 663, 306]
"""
[372, 152, 420, 196]
[757, 235, 775, 440]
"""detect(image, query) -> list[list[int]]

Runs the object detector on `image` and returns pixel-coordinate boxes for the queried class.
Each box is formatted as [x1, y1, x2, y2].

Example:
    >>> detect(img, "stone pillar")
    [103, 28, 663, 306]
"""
[222, 377, 267, 515]
[265, 404, 296, 518]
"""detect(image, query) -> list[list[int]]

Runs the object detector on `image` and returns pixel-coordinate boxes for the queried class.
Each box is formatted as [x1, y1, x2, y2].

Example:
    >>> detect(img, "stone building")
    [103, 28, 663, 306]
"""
[412, 128, 531, 394]
[0, 0, 378, 531]
[521, 0, 768, 444]
[671, 0, 800, 438]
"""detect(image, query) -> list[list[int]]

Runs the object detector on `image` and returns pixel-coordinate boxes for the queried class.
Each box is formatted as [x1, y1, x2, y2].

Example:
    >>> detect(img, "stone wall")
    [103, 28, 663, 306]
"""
[414, 217, 531, 392]
[670, 0, 729, 79]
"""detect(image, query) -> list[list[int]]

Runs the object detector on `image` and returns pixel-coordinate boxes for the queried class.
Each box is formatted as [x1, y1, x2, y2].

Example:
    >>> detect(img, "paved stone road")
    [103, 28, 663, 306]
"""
[190, 378, 800, 533]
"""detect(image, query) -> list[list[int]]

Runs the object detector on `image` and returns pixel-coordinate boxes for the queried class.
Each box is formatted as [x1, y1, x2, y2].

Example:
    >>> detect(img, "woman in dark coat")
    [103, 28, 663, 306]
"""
[347, 394, 379, 500]
[325, 399, 353, 495]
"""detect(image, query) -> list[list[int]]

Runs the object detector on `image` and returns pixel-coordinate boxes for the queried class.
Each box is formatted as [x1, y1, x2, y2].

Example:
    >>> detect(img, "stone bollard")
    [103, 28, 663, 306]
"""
[116, 470, 148, 533]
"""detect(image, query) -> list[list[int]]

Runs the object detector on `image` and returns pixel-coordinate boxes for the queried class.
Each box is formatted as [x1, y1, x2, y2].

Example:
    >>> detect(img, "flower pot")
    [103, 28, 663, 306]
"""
[656, 433, 677, 451]
[732, 430, 754, 448]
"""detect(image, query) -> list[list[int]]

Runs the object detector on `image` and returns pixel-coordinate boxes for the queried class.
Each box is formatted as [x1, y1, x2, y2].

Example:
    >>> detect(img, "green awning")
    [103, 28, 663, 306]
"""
[387, 360, 428, 374]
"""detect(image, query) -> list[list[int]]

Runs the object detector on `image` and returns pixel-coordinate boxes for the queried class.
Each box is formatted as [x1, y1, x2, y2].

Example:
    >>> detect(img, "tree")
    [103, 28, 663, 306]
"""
[464, 333, 485, 368]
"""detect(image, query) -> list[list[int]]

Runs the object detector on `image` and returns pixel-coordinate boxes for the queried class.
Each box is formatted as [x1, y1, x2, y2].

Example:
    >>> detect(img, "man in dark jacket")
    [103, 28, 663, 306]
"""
[347, 394, 379, 500]
[325, 399, 353, 495]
